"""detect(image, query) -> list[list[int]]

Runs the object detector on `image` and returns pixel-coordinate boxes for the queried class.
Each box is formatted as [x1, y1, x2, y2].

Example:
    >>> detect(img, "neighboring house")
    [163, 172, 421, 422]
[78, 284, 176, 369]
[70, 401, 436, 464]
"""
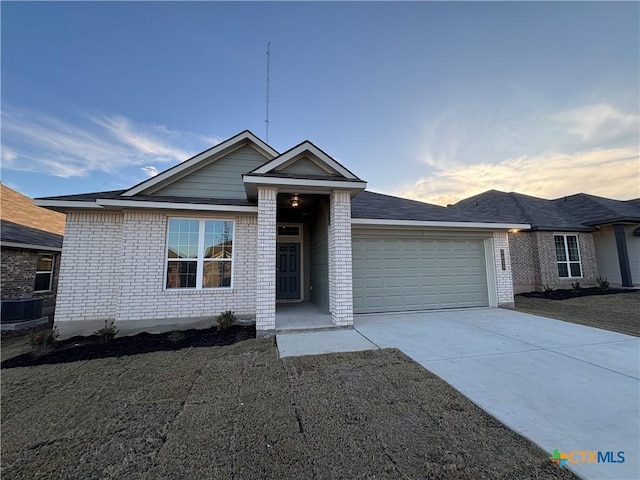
[451, 190, 640, 293]
[1, 183, 66, 319]
[36, 131, 527, 339]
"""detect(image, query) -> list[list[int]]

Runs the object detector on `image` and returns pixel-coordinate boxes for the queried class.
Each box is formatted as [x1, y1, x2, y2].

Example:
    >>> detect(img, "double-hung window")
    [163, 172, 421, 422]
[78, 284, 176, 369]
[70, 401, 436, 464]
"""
[554, 235, 582, 278]
[34, 253, 55, 292]
[166, 219, 234, 289]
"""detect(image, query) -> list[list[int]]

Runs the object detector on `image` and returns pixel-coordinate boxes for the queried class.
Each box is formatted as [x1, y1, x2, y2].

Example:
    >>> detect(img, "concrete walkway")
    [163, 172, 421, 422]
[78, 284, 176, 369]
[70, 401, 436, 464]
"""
[277, 329, 377, 358]
[355, 308, 640, 480]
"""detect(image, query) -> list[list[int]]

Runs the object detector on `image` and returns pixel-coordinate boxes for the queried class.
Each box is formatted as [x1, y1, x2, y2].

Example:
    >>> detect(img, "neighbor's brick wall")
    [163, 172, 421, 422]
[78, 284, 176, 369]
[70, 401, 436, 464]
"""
[1, 246, 61, 317]
[328, 190, 354, 325]
[492, 231, 515, 307]
[117, 211, 257, 322]
[508, 232, 538, 293]
[533, 231, 598, 290]
[255, 187, 277, 331]
[55, 212, 123, 322]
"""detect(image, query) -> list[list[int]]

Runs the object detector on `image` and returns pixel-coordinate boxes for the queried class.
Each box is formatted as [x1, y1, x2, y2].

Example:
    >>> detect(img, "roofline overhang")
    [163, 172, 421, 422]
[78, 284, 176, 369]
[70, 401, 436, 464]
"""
[243, 175, 367, 200]
[34, 200, 104, 211]
[1, 241, 62, 252]
[583, 217, 640, 227]
[529, 225, 597, 232]
[95, 199, 258, 213]
[351, 218, 532, 230]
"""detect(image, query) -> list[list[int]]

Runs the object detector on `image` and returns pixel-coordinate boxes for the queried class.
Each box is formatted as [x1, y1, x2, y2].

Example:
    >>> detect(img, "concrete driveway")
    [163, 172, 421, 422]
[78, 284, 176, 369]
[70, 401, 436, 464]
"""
[355, 307, 640, 480]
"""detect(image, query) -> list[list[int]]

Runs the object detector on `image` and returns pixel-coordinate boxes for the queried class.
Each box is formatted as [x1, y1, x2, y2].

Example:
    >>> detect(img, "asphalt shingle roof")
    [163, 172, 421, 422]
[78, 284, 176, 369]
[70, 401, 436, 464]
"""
[351, 191, 485, 222]
[551, 193, 640, 226]
[1, 220, 63, 249]
[451, 190, 640, 231]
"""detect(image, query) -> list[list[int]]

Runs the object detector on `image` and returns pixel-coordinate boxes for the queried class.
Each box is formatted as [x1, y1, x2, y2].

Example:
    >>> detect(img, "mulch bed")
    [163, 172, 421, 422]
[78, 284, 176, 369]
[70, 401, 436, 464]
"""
[519, 287, 636, 301]
[1, 325, 255, 369]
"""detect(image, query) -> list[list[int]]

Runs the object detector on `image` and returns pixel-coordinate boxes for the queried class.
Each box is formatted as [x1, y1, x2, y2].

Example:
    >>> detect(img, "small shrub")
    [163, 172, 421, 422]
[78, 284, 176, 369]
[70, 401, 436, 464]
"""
[217, 310, 237, 332]
[542, 285, 554, 298]
[94, 320, 119, 343]
[571, 280, 581, 295]
[31, 326, 59, 355]
[596, 276, 610, 292]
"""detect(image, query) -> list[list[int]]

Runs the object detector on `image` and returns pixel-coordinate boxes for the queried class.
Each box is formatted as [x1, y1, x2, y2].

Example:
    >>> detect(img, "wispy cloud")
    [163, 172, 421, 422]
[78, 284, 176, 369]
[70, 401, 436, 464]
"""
[398, 147, 640, 206]
[141, 165, 160, 177]
[552, 103, 639, 145]
[1, 108, 220, 178]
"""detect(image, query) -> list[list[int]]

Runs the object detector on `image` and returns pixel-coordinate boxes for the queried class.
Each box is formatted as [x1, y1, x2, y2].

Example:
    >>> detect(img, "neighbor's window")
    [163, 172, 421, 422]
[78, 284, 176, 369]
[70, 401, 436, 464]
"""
[166, 219, 234, 289]
[34, 253, 55, 292]
[554, 235, 582, 278]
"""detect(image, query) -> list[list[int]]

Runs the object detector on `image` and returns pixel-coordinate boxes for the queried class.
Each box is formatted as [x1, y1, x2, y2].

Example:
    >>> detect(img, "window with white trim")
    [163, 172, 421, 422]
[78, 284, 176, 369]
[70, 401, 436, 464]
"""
[554, 234, 582, 278]
[34, 253, 55, 292]
[166, 219, 234, 289]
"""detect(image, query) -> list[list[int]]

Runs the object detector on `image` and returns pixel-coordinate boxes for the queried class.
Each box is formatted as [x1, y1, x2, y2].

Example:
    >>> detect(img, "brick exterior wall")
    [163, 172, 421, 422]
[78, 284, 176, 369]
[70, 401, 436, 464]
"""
[55, 210, 257, 336]
[1, 247, 61, 318]
[56, 212, 123, 322]
[328, 191, 354, 326]
[492, 231, 515, 308]
[508, 231, 598, 293]
[255, 187, 277, 331]
[508, 232, 538, 293]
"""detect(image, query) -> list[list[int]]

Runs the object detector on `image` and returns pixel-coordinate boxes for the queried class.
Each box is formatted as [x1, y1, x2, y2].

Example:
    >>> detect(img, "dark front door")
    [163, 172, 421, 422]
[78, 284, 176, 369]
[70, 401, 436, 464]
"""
[277, 243, 301, 299]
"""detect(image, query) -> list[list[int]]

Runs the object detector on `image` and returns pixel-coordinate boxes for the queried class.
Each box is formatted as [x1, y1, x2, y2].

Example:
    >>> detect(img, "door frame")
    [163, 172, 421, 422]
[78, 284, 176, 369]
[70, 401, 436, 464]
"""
[276, 223, 303, 301]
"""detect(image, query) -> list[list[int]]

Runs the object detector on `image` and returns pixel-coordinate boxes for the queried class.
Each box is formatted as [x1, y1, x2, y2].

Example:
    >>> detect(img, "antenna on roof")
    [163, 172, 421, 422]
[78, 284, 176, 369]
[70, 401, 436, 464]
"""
[265, 41, 271, 143]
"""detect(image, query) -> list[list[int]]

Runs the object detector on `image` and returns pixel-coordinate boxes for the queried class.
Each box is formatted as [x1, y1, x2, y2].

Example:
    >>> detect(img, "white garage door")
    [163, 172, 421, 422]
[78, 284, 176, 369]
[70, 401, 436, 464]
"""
[352, 233, 489, 314]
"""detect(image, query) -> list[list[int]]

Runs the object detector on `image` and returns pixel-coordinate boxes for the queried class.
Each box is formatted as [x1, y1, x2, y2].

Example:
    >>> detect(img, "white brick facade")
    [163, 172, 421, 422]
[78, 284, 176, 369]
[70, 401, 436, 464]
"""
[255, 187, 277, 331]
[492, 231, 515, 307]
[328, 191, 354, 326]
[55, 210, 257, 338]
[55, 202, 515, 338]
[55, 212, 123, 323]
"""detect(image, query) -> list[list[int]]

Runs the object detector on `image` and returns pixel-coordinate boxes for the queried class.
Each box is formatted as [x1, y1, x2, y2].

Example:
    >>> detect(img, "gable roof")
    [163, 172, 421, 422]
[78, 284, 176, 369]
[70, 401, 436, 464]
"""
[248, 140, 362, 181]
[451, 190, 640, 231]
[122, 130, 278, 197]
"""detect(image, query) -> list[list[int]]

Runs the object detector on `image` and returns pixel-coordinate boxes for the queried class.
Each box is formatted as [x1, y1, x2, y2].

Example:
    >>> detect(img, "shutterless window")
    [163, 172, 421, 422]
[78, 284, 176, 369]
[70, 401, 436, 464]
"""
[554, 235, 582, 278]
[166, 219, 233, 289]
[34, 253, 55, 292]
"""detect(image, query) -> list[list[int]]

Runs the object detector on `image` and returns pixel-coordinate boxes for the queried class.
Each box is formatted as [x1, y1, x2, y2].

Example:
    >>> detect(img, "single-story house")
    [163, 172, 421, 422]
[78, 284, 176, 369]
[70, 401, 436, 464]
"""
[36, 131, 529, 338]
[1, 183, 66, 322]
[450, 190, 640, 293]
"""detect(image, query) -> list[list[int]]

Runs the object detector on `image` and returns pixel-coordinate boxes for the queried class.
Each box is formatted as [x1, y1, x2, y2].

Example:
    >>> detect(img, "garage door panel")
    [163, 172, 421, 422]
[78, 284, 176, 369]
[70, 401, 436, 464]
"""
[353, 235, 489, 313]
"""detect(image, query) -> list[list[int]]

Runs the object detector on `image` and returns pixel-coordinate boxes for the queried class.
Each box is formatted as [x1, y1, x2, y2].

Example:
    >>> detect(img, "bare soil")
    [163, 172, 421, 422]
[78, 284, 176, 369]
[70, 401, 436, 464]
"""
[1, 337, 576, 479]
[515, 290, 639, 337]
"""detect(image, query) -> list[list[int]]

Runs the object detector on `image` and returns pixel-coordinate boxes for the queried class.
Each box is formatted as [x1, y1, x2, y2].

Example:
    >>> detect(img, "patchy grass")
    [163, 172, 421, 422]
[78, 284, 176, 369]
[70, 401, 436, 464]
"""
[1, 339, 576, 480]
[515, 291, 639, 337]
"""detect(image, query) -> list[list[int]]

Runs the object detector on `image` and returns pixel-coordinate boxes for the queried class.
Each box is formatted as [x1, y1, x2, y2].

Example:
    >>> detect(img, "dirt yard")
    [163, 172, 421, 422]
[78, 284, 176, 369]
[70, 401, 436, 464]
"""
[515, 291, 639, 337]
[1, 338, 576, 480]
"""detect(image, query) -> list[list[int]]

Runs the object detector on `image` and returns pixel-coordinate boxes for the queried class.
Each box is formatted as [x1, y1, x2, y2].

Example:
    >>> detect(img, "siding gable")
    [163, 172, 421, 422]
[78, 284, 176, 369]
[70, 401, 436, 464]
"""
[150, 145, 269, 199]
[276, 156, 339, 176]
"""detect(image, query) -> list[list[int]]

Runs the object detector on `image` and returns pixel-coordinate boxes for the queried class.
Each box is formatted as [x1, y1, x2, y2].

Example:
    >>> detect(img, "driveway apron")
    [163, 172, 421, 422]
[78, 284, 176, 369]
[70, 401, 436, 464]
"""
[355, 307, 640, 480]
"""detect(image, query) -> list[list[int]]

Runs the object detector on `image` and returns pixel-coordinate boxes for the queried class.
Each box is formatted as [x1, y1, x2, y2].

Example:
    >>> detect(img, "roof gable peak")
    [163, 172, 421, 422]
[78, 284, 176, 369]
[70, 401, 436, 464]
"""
[122, 130, 278, 197]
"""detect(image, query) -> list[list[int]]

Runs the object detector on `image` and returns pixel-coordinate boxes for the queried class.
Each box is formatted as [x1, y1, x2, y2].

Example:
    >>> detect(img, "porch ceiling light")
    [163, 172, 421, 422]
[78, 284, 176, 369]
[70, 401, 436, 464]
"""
[290, 195, 300, 208]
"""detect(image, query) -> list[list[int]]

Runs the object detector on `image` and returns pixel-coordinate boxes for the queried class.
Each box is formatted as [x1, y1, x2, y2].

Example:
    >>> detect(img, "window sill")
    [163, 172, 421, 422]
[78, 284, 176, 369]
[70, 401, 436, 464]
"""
[163, 288, 235, 294]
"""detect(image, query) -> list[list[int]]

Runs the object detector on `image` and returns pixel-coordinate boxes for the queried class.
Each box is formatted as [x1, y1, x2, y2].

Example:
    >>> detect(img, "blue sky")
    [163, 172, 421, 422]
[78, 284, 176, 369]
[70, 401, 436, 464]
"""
[2, 1, 638, 204]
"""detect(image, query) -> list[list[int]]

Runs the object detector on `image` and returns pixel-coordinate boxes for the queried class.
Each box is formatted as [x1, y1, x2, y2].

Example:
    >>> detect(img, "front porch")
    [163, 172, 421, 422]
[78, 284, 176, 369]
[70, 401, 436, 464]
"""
[275, 302, 350, 333]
